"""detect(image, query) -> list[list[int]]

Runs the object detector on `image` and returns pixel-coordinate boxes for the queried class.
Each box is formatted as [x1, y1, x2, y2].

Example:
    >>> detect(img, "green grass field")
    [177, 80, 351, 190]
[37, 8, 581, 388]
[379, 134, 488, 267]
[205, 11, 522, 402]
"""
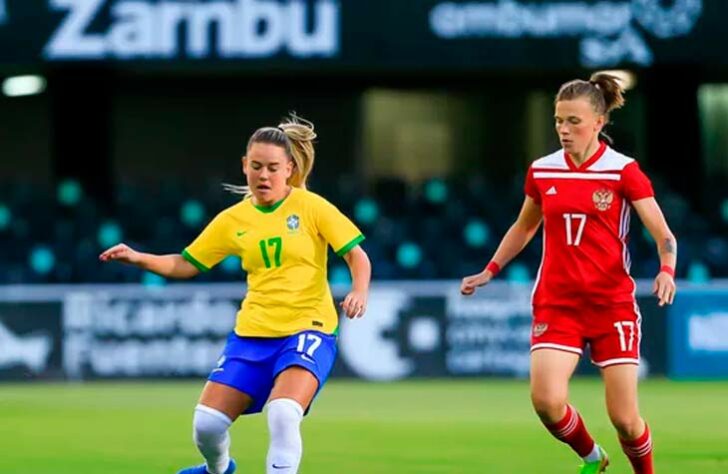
[1, 379, 727, 473]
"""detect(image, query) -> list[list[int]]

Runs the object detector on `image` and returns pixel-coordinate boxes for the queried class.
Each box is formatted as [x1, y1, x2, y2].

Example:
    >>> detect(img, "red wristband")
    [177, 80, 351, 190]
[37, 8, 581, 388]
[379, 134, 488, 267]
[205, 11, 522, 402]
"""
[486, 261, 501, 276]
[660, 265, 675, 278]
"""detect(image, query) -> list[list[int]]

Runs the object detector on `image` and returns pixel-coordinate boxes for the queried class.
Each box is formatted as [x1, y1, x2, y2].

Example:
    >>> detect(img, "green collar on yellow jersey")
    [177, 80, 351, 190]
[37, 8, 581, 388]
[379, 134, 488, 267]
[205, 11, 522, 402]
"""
[252, 195, 288, 213]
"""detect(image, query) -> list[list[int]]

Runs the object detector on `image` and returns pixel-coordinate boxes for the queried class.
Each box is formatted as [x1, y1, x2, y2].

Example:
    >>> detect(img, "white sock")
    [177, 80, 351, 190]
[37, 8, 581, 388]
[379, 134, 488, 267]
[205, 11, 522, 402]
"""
[266, 398, 304, 474]
[583, 443, 602, 463]
[193, 404, 233, 474]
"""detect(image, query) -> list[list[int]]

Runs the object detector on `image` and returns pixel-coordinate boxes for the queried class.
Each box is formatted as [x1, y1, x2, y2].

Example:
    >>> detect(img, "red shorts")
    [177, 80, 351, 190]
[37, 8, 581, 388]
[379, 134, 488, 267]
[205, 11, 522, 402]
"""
[530, 303, 642, 367]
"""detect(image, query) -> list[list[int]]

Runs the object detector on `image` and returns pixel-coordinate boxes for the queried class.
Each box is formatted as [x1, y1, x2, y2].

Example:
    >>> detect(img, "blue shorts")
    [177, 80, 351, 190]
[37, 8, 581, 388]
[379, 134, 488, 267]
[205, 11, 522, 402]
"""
[208, 330, 337, 415]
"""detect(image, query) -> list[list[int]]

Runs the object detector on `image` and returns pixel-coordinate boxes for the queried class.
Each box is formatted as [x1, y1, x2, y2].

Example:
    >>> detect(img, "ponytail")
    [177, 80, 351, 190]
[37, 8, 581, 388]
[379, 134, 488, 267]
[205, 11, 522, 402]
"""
[278, 113, 317, 190]
[588, 72, 626, 114]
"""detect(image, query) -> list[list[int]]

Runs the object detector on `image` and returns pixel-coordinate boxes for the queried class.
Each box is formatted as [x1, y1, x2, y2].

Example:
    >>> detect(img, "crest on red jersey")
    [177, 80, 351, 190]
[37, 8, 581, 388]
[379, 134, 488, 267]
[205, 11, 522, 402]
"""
[592, 188, 614, 211]
[533, 323, 548, 337]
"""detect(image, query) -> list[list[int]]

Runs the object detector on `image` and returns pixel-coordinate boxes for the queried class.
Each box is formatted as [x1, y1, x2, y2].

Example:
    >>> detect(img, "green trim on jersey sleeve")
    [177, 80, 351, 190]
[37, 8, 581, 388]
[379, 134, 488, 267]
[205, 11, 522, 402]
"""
[182, 249, 210, 272]
[335, 234, 365, 257]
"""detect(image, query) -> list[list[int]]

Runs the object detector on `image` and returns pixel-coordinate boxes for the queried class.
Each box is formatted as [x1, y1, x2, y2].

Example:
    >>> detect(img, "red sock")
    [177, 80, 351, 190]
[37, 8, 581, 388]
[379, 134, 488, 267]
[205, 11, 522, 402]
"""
[620, 424, 654, 474]
[544, 404, 595, 457]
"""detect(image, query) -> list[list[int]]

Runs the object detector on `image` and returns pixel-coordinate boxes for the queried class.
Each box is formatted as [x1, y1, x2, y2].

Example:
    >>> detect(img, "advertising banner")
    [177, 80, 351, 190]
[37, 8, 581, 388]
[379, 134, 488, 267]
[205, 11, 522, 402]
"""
[0, 301, 63, 380]
[61, 289, 238, 379]
[336, 285, 533, 380]
[0, 0, 726, 70]
[0, 281, 680, 382]
[667, 290, 728, 379]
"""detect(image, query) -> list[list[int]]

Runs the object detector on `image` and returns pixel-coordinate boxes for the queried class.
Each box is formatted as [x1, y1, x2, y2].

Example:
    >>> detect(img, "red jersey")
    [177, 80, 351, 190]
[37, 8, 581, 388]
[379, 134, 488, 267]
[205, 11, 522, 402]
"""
[524, 142, 654, 308]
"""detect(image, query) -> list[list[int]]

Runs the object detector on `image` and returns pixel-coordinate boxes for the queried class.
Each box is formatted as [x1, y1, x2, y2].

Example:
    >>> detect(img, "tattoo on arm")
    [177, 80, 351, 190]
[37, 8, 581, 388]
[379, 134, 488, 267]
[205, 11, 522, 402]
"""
[661, 238, 676, 255]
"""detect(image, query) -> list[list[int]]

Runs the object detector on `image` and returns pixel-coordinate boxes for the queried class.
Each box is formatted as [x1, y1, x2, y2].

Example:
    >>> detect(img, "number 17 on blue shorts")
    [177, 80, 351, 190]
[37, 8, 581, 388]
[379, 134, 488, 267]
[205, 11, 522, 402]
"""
[208, 330, 338, 415]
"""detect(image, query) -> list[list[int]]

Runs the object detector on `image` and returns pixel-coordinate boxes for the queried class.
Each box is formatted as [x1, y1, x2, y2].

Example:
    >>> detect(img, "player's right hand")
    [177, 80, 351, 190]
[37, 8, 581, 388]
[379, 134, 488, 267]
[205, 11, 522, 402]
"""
[460, 271, 492, 296]
[99, 243, 141, 265]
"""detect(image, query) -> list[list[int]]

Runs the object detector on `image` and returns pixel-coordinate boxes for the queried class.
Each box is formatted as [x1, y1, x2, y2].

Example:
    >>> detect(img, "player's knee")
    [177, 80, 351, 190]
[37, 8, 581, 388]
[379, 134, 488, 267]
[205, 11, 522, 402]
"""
[193, 404, 232, 443]
[267, 398, 304, 436]
[531, 391, 567, 423]
[609, 412, 643, 439]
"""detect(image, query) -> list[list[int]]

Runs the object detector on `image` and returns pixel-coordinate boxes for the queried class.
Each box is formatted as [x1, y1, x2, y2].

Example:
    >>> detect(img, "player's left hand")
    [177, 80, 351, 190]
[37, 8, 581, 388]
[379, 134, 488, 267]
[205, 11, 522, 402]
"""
[653, 271, 676, 306]
[340, 290, 367, 319]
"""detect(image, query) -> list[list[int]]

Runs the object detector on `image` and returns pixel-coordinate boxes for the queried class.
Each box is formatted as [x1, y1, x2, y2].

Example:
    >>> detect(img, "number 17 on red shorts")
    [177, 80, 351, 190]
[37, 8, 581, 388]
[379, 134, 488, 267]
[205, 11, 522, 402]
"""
[530, 303, 642, 368]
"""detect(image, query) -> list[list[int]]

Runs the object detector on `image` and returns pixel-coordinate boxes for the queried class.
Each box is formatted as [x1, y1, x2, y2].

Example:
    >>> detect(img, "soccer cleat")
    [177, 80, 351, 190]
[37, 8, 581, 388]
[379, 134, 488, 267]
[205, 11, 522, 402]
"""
[176, 458, 236, 474]
[578, 447, 609, 474]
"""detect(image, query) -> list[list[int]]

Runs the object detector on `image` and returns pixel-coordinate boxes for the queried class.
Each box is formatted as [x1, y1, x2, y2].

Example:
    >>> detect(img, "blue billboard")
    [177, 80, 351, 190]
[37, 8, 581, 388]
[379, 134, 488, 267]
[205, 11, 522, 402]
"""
[668, 289, 728, 379]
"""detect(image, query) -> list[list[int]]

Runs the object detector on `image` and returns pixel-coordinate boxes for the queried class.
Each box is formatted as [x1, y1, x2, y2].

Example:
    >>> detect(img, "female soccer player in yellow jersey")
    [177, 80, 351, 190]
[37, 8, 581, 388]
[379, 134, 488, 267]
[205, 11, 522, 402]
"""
[99, 114, 371, 474]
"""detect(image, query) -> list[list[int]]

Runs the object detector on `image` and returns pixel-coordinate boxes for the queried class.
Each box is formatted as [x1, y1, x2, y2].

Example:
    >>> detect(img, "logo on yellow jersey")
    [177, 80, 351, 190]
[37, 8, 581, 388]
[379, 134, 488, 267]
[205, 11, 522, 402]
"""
[286, 214, 300, 232]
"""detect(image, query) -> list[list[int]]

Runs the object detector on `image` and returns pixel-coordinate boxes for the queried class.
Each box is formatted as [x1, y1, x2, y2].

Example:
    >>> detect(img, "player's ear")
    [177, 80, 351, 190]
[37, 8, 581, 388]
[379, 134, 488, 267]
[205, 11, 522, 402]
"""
[241, 155, 248, 176]
[285, 158, 294, 179]
[595, 114, 606, 132]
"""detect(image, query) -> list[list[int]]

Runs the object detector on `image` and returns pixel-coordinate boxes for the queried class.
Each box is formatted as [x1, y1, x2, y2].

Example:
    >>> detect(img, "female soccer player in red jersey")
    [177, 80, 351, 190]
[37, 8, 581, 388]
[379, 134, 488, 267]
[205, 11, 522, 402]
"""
[461, 72, 676, 474]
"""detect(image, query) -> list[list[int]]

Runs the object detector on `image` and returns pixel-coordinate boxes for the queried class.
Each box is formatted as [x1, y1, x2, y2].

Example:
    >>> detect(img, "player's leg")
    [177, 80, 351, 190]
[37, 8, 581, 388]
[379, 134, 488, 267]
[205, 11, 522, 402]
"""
[531, 348, 605, 467]
[530, 348, 579, 424]
[530, 306, 606, 469]
[592, 303, 652, 474]
[265, 367, 318, 474]
[177, 381, 253, 474]
[178, 335, 273, 474]
[265, 330, 337, 474]
[603, 363, 653, 473]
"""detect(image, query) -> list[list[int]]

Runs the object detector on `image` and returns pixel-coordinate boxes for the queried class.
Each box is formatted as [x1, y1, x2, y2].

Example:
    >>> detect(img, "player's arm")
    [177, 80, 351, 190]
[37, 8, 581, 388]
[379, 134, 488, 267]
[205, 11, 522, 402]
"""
[312, 193, 371, 319]
[99, 243, 200, 279]
[339, 245, 371, 319]
[632, 197, 677, 306]
[460, 196, 542, 295]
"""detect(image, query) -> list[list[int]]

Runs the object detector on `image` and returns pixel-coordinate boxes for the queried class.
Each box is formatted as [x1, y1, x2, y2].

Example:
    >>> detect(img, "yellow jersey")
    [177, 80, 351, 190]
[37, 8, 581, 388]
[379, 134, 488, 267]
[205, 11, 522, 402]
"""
[182, 187, 364, 337]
